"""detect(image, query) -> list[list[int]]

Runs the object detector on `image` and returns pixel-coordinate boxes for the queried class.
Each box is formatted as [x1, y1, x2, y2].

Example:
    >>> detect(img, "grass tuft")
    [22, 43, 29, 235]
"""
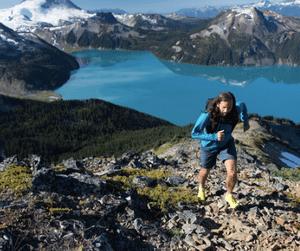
[0, 165, 32, 196]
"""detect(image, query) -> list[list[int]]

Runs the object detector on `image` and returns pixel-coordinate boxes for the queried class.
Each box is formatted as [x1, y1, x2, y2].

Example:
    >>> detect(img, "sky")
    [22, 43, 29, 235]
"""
[0, 0, 283, 13]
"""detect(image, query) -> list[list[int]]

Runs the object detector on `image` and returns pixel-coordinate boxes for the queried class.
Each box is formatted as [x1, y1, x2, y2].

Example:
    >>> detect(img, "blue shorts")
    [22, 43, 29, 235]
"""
[200, 139, 237, 169]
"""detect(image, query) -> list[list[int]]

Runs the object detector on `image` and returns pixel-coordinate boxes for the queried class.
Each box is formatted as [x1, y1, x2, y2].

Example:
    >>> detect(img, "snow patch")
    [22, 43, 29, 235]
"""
[114, 13, 163, 28]
[233, 7, 256, 19]
[0, 34, 7, 40]
[140, 15, 158, 25]
[0, 33, 19, 45]
[280, 151, 300, 168]
[172, 46, 182, 53]
[192, 25, 226, 40]
[281, 0, 300, 6]
[113, 14, 136, 27]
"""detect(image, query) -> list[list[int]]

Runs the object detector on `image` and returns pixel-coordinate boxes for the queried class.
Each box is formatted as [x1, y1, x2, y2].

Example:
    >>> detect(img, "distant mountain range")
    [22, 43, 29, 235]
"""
[175, 1, 300, 18]
[3, 0, 300, 96]
[174, 6, 227, 19]
[1, 1, 300, 67]
[92, 8, 127, 15]
[2, 0, 300, 32]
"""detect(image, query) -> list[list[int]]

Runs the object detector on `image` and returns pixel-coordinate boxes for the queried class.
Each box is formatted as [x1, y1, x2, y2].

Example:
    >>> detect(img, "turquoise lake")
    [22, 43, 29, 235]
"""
[56, 50, 300, 126]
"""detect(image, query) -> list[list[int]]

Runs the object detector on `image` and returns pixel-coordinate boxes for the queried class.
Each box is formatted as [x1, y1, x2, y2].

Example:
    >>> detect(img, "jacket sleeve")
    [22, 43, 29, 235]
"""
[191, 112, 218, 141]
[236, 101, 250, 131]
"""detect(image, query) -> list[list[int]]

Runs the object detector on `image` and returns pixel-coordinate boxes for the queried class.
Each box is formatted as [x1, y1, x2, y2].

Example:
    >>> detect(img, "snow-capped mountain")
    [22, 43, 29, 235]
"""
[112, 13, 200, 31]
[0, 0, 94, 31]
[156, 7, 300, 66]
[113, 13, 171, 30]
[175, 6, 227, 19]
[174, 1, 300, 19]
[250, 0, 300, 17]
[206, 6, 300, 37]
[33, 12, 143, 51]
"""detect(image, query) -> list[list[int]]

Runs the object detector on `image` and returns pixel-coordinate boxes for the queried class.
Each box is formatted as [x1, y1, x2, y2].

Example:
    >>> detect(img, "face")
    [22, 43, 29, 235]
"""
[217, 101, 232, 116]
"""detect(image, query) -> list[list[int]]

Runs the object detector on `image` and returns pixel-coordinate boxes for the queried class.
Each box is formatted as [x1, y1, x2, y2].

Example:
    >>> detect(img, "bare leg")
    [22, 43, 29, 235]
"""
[197, 167, 210, 201]
[198, 167, 210, 189]
[224, 159, 237, 193]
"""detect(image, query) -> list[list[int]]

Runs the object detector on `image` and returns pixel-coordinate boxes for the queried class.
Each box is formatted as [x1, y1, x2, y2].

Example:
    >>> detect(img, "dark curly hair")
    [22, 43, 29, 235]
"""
[206, 92, 239, 133]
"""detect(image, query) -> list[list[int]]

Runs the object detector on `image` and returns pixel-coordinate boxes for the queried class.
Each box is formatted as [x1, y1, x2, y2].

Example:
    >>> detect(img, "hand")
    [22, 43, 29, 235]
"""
[217, 130, 225, 141]
[243, 122, 250, 132]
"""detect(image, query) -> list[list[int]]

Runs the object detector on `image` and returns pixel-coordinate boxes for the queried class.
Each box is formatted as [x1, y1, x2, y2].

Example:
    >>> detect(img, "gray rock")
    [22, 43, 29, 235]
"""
[248, 206, 261, 221]
[226, 232, 254, 242]
[133, 218, 143, 233]
[182, 223, 198, 235]
[177, 210, 198, 224]
[184, 235, 198, 249]
[166, 176, 186, 186]
[94, 163, 121, 176]
[195, 225, 207, 235]
[27, 155, 43, 174]
[0, 156, 18, 171]
[98, 194, 127, 212]
[32, 167, 56, 191]
[273, 182, 288, 192]
[132, 175, 156, 188]
[129, 159, 144, 168]
[0, 231, 13, 251]
[218, 238, 234, 250]
[62, 158, 84, 174]
[140, 151, 165, 168]
[92, 233, 113, 251]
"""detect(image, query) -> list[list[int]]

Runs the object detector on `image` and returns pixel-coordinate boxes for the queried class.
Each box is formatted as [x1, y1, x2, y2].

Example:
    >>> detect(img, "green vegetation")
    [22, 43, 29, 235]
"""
[104, 167, 198, 212]
[48, 207, 72, 214]
[53, 163, 67, 173]
[285, 192, 300, 208]
[0, 95, 191, 163]
[168, 227, 184, 238]
[104, 167, 171, 189]
[137, 185, 198, 212]
[153, 142, 175, 155]
[272, 168, 300, 181]
[0, 165, 32, 195]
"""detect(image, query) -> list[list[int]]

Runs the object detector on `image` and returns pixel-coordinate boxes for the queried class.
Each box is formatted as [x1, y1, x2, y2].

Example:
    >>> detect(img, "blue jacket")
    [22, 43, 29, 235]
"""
[191, 102, 249, 151]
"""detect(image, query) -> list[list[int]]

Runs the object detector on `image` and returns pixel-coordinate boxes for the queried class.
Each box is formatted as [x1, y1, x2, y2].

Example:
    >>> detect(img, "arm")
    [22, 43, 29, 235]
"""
[236, 101, 250, 131]
[191, 112, 218, 141]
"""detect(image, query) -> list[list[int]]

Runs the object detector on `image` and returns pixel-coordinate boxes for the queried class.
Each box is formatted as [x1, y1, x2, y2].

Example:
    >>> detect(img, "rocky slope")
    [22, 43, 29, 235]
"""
[33, 12, 142, 51]
[156, 7, 300, 66]
[32, 12, 207, 52]
[0, 22, 79, 96]
[0, 117, 299, 250]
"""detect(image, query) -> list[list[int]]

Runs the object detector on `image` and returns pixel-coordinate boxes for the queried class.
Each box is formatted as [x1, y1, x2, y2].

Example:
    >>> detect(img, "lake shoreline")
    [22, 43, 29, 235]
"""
[55, 49, 300, 125]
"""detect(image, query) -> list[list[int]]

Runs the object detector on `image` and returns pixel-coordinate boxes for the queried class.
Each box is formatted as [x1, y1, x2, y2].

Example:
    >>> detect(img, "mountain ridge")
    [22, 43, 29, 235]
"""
[0, 22, 79, 96]
[154, 7, 300, 66]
